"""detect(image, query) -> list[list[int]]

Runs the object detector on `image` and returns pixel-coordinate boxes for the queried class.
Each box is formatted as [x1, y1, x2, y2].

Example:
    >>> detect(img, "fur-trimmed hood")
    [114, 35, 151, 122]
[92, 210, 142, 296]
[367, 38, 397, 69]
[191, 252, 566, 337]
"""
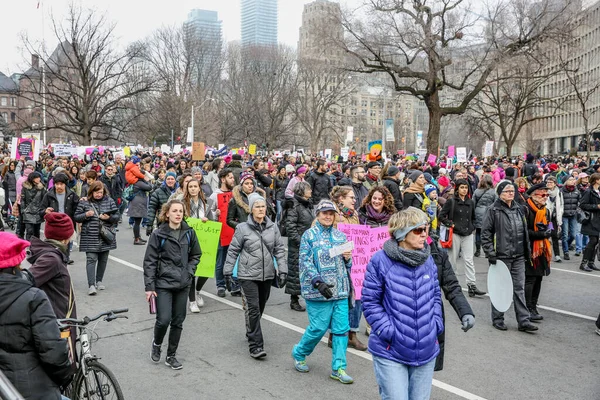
[232, 185, 266, 214]
[22, 180, 44, 191]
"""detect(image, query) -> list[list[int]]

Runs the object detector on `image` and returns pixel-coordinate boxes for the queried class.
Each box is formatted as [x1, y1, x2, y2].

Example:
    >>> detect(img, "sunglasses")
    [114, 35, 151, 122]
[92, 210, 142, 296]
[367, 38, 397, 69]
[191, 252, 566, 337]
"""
[412, 225, 429, 235]
[535, 193, 550, 198]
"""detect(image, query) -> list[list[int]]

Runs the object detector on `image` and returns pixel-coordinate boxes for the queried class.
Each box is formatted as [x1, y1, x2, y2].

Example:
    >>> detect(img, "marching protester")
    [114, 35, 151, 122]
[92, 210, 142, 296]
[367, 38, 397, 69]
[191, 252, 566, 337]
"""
[358, 186, 396, 227]
[362, 207, 443, 398]
[561, 176, 580, 261]
[128, 178, 153, 245]
[382, 164, 403, 211]
[20, 171, 46, 240]
[228, 172, 269, 230]
[481, 180, 538, 332]
[292, 200, 354, 384]
[285, 181, 314, 312]
[363, 161, 382, 190]
[0, 232, 74, 398]
[74, 181, 119, 295]
[579, 173, 600, 271]
[144, 199, 202, 370]
[544, 176, 563, 262]
[147, 171, 178, 235]
[403, 171, 427, 209]
[473, 175, 496, 257]
[223, 193, 287, 359]
[350, 165, 369, 207]
[306, 159, 333, 204]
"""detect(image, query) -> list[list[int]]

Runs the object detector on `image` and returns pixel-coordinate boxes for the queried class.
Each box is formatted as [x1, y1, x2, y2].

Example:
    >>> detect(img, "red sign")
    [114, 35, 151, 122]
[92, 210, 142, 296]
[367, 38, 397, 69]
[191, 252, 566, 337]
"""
[217, 192, 234, 246]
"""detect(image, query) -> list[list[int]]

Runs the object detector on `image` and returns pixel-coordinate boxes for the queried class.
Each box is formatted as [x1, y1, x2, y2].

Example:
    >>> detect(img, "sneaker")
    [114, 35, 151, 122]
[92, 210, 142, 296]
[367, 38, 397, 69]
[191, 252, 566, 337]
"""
[96, 282, 106, 290]
[554, 256, 562, 263]
[250, 348, 267, 359]
[151, 342, 161, 363]
[88, 285, 97, 296]
[196, 294, 204, 308]
[67, 259, 74, 265]
[165, 356, 183, 370]
[189, 301, 200, 313]
[294, 359, 309, 373]
[230, 290, 242, 297]
[330, 368, 354, 384]
[564, 253, 570, 261]
[217, 287, 226, 298]
[575, 252, 581, 257]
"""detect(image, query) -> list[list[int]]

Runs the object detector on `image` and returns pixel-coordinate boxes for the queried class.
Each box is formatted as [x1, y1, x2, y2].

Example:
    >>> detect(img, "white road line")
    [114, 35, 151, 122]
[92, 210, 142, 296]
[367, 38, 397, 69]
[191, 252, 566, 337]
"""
[552, 267, 600, 278]
[459, 289, 597, 321]
[110, 255, 488, 400]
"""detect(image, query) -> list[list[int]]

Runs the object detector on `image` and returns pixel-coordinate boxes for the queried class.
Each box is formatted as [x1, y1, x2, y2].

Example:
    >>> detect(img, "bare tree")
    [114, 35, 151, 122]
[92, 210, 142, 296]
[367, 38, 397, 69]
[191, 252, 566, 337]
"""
[341, 0, 578, 155]
[20, 5, 152, 145]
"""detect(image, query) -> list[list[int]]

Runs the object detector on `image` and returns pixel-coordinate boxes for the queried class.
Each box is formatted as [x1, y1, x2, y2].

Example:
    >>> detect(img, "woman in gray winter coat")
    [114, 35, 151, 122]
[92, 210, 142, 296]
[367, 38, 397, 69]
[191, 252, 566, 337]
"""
[473, 175, 496, 257]
[20, 171, 47, 240]
[128, 179, 153, 245]
[223, 193, 287, 359]
[74, 181, 119, 295]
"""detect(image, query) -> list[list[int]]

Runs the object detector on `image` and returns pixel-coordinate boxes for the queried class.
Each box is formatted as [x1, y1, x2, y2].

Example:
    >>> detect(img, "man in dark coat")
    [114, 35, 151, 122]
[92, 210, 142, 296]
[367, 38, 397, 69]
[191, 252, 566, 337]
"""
[382, 166, 403, 211]
[306, 160, 333, 205]
[350, 165, 369, 207]
[100, 163, 124, 212]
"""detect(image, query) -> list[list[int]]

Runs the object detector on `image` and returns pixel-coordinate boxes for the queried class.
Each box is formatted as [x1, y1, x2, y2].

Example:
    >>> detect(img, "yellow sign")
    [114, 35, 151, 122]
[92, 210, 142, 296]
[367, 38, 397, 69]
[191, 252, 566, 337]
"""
[123, 146, 131, 157]
[248, 144, 257, 155]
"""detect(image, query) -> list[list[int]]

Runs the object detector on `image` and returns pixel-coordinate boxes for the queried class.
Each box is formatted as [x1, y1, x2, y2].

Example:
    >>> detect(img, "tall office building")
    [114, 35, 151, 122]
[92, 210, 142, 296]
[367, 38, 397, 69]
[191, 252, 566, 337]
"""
[184, 9, 223, 81]
[241, 0, 278, 47]
[298, 0, 344, 63]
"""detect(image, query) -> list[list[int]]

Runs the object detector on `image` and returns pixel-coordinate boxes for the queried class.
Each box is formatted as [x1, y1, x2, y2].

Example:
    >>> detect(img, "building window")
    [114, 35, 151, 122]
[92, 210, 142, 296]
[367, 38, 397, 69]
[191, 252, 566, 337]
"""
[0, 97, 6, 106]
[10, 97, 16, 107]
[1, 112, 7, 122]
[10, 112, 16, 122]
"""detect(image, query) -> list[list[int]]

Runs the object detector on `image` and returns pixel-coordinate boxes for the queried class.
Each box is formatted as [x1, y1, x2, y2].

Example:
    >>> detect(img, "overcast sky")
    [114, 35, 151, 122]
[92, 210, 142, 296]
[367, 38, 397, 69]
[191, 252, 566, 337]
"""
[1, 0, 360, 75]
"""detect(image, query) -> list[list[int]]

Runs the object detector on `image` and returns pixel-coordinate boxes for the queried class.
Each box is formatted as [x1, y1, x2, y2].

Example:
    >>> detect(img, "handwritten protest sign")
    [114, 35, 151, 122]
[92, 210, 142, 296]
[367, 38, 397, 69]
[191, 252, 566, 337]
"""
[448, 145, 455, 157]
[427, 154, 437, 164]
[338, 224, 390, 300]
[186, 218, 221, 278]
[217, 192, 234, 246]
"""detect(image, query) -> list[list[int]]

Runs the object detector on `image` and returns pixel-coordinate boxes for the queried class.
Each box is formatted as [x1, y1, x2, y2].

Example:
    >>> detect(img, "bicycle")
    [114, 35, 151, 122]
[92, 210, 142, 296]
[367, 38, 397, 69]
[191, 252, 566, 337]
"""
[58, 308, 129, 400]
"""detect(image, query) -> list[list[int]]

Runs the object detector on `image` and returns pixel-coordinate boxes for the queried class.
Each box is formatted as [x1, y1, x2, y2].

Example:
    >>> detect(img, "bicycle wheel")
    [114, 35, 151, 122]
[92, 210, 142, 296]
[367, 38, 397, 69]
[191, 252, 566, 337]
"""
[72, 360, 125, 400]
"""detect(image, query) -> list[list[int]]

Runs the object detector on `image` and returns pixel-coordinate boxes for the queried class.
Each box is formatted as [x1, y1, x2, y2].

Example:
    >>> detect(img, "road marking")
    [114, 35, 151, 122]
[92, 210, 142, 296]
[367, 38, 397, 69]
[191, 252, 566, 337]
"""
[552, 267, 600, 278]
[110, 255, 488, 400]
[460, 289, 596, 321]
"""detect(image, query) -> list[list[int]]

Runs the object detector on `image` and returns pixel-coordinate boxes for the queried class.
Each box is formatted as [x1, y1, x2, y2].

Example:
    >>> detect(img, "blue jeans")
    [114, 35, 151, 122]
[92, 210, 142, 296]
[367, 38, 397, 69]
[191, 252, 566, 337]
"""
[215, 245, 239, 291]
[276, 200, 283, 224]
[349, 300, 363, 332]
[576, 222, 589, 253]
[372, 356, 436, 400]
[293, 299, 349, 371]
[562, 216, 577, 253]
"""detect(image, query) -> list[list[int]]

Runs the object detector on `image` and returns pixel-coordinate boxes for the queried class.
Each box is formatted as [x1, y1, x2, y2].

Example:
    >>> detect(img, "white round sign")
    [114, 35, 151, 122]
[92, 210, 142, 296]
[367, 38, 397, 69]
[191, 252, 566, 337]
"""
[487, 260, 514, 313]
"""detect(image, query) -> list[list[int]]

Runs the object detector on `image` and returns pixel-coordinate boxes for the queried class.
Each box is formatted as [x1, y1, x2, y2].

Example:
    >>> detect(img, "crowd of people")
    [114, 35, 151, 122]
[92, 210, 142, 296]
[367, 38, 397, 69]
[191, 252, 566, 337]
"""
[2, 146, 600, 399]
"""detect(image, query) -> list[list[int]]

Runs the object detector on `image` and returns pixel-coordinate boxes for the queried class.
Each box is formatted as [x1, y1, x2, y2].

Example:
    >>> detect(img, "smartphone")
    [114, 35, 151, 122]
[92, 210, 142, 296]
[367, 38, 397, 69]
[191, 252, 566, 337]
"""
[149, 294, 157, 314]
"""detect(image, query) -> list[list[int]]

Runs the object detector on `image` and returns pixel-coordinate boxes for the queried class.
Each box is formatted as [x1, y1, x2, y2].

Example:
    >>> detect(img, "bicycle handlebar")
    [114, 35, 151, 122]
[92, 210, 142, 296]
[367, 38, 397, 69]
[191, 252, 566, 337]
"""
[58, 308, 129, 328]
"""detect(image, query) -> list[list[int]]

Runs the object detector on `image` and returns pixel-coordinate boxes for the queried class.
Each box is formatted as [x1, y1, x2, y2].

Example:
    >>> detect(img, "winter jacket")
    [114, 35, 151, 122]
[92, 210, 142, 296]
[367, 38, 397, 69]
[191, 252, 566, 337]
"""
[206, 170, 220, 192]
[228, 161, 244, 185]
[561, 185, 581, 218]
[74, 195, 119, 253]
[255, 169, 273, 199]
[546, 187, 564, 226]
[579, 188, 600, 236]
[143, 221, 202, 291]
[473, 188, 496, 229]
[2, 170, 17, 202]
[274, 174, 290, 202]
[100, 174, 124, 205]
[127, 180, 153, 218]
[430, 240, 473, 371]
[147, 184, 177, 227]
[298, 221, 351, 301]
[363, 175, 380, 191]
[226, 185, 267, 229]
[439, 196, 475, 237]
[39, 187, 79, 225]
[125, 161, 145, 184]
[352, 181, 369, 208]
[362, 241, 443, 367]
[0, 272, 73, 400]
[306, 171, 332, 204]
[403, 191, 424, 210]
[522, 163, 537, 177]
[223, 216, 287, 281]
[285, 196, 314, 295]
[21, 180, 47, 224]
[27, 237, 76, 320]
[524, 200, 551, 277]
[285, 176, 304, 198]
[481, 199, 529, 260]
[491, 168, 505, 186]
[358, 205, 393, 227]
[382, 177, 403, 211]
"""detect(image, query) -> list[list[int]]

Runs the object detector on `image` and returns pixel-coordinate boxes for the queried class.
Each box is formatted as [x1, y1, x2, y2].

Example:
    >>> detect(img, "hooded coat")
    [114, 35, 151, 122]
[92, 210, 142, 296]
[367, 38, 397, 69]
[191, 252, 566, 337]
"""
[127, 180, 153, 218]
[226, 185, 267, 229]
[0, 271, 73, 399]
[21, 180, 47, 224]
[285, 195, 314, 295]
[147, 183, 177, 227]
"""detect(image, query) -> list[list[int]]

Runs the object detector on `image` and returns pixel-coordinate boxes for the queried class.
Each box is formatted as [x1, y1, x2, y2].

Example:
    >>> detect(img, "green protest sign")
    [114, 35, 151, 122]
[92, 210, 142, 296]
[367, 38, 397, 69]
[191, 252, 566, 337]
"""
[186, 218, 222, 278]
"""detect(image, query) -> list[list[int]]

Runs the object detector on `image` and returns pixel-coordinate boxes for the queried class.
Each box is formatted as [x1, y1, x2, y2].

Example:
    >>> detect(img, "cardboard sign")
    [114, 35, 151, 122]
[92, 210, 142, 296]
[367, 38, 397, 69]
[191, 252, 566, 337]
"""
[217, 192, 234, 246]
[448, 145, 455, 157]
[192, 142, 206, 161]
[427, 154, 437, 164]
[457, 147, 467, 162]
[248, 144, 257, 155]
[186, 218, 221, 278]
[11, 138, 40, 161]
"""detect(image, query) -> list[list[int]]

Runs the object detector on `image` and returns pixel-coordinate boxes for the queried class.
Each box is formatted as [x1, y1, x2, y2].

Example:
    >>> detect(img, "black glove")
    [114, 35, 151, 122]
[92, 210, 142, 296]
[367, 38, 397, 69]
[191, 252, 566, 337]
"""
[146, 226, 153, 236]
[543, 229, 552, 238]
[488, 256, 497, 266]
[316, 282, 334, 299]
[224, 275, 234, 292]
[278, 273, 287, 288]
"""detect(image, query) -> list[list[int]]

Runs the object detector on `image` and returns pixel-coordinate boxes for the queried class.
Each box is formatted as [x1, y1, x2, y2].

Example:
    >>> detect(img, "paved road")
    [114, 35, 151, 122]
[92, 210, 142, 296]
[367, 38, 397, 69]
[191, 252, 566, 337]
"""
[52, 225, 600, 400]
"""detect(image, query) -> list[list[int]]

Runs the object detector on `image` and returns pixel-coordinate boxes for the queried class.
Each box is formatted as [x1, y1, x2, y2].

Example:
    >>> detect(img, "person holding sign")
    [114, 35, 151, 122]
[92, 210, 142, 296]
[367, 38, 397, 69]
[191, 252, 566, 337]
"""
[292, 200, 354, 384]
[362, 207, 443, 399]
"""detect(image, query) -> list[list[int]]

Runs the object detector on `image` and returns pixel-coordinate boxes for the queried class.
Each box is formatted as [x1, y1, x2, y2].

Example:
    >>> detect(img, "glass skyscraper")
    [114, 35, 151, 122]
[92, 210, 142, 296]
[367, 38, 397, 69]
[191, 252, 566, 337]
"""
[241, 0, 278, 46]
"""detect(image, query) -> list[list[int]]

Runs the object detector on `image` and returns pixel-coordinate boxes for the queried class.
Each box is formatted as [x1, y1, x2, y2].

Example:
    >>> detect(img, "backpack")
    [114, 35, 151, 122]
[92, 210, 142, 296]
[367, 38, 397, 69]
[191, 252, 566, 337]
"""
[158, 230, 192, 250]
[122, 185, 136, 202]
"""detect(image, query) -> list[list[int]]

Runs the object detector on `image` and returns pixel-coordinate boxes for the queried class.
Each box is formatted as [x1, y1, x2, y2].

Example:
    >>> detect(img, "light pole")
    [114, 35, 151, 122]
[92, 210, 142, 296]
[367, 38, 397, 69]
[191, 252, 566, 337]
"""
[381, 87, 387, 160]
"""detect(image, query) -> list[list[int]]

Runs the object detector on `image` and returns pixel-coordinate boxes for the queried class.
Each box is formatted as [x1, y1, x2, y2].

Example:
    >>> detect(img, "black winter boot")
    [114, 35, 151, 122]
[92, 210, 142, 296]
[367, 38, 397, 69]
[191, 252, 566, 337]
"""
[474, 245, 481, 258]
[588, 262, 600, 271]
[467, 283, 486, 297]
[580, 259, 593, 272]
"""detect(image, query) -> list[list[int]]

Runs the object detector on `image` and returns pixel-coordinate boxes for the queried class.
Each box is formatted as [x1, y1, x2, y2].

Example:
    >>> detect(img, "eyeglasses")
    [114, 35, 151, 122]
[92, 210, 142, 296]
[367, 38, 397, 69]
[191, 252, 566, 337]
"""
[411, 225, 429, 235]
[502, 190, 515, 194]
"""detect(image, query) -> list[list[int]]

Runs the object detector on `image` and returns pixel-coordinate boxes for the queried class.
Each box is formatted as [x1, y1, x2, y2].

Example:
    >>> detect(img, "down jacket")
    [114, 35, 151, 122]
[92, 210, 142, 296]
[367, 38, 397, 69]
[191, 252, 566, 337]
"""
[147, 183, 177, 227]
[0, 272, 73, 399]
[306, 170, 332, 204]
[224, 216, 287, 281]
[74, 195, 119, 252]
[127, 180, 153, 219]
[362, 241, 444, 367]
[561, 185, 581, 218]
[226, 185, 268, 229]
[21, 180, 46, 224]
[473, 188, 496, 229]
[298, 221, 351, 301]
[579, 188, 600, 236]
[285, 195, 314, 296]
[143, 221, 202, 291]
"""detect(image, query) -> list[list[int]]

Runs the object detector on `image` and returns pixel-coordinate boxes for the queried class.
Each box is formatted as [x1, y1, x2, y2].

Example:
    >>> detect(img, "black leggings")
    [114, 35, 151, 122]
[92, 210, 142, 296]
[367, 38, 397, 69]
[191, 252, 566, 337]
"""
[188, 277, 209, 302]
[132, 217, 142, 239]
[25, 223, 41, 241]
[584, 235, 599, 262]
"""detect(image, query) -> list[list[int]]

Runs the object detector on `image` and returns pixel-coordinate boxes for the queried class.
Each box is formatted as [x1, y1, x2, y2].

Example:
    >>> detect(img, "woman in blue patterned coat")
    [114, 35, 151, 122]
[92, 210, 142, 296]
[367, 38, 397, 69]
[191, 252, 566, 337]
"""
[362, 206, 443, 400]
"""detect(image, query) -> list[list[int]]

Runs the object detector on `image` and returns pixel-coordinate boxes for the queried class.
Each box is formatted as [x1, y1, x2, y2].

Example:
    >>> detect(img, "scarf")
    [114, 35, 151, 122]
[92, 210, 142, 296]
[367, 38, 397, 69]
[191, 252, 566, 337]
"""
[383, 239, 431, 267]
[527, 198, 552, 267]
[366, 205, 391, 224]
[518, 186, 526, 193]
[405, 180, 425, 194]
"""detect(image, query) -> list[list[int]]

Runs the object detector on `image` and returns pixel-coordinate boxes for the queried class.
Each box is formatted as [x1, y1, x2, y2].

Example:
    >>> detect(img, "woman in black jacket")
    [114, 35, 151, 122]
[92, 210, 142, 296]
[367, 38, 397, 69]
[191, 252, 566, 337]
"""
[561, 176, 580, 259]
[382, 165, 403, 211]
[285, 181, 314, 312]
[20, 171, 47, 240]
[579, 173, 600, 271]
[403, 171, 427, 209]
[143, 199, 202, 370]
[227, 172, 269, 229]
[2, 160, 17, 212]
[358, 186, 397, 227]
[74, 181, 119, 296]
[0, 233, 73, 399]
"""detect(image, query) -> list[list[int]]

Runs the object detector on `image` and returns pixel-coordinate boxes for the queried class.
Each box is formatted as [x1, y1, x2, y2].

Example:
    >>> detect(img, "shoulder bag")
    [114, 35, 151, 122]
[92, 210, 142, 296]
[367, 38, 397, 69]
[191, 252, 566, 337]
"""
[92, 204, 115, 244]
[440, 198, 455, 249]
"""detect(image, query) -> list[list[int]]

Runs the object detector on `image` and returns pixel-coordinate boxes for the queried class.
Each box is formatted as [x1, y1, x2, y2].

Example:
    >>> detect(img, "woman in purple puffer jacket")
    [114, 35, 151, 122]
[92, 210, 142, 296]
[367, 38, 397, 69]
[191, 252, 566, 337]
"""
[362, 206, 443, 400]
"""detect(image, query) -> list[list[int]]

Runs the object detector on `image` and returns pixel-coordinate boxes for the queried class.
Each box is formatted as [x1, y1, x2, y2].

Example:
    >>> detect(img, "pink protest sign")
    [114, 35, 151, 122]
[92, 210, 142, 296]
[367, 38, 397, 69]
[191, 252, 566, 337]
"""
[427, 154, 437, 164]
[448, 146, 455, 157]
[398, 150, 405, 155]
[338, 224, 390, 300]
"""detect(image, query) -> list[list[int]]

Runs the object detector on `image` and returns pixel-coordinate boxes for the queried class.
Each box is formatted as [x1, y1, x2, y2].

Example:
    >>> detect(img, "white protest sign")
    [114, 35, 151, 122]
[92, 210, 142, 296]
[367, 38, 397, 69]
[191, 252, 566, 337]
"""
[324, 149, 332, 159]
[329, 241, 355, 258]
[457, 147, 467, 163]
[173, 145, 182, 154]
[340, 147, 349, 161]
[160, 144, 171, 154]
[53, 144, 77, 157]
[484, 141, 494, 157]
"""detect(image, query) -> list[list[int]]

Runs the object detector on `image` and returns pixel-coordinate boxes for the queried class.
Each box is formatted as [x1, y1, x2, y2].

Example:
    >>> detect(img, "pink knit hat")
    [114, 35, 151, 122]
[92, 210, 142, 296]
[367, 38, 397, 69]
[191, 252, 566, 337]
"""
[0, 233, 30, 269]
